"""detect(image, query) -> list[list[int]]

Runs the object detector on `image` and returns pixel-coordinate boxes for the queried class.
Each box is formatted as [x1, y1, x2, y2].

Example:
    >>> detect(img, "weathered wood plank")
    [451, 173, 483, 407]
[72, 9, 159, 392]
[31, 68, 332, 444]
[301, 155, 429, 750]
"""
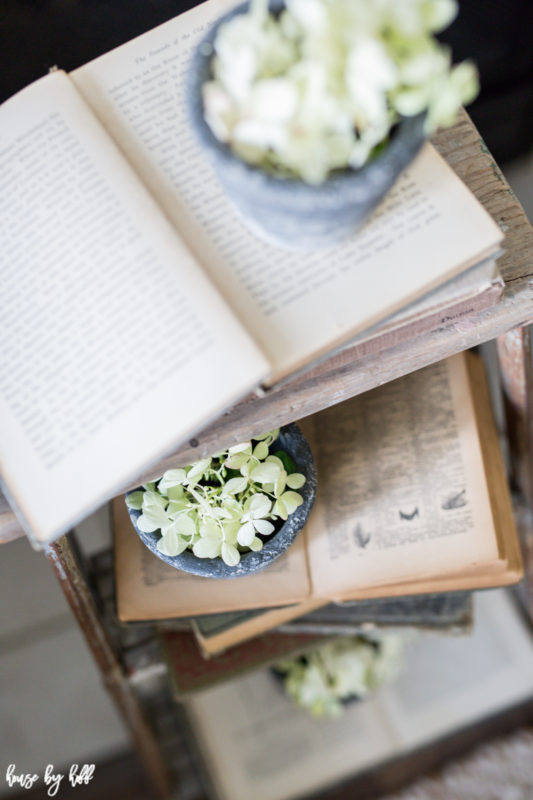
[129, 275, 533, 482]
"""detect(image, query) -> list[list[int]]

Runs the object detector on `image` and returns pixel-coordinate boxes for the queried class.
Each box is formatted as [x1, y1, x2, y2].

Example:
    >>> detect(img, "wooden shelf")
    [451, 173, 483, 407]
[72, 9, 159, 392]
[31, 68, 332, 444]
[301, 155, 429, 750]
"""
[131, 110, 533, 484]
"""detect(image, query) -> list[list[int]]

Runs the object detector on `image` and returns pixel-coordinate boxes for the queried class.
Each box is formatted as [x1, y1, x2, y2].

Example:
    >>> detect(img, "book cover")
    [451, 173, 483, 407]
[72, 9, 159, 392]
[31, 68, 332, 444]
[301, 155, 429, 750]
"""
[160, 629, 329, 697]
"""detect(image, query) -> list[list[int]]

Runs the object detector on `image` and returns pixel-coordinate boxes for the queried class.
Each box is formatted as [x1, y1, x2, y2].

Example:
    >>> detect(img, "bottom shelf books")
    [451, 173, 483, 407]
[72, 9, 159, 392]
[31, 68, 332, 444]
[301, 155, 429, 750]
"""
[183, 590, 533, 800]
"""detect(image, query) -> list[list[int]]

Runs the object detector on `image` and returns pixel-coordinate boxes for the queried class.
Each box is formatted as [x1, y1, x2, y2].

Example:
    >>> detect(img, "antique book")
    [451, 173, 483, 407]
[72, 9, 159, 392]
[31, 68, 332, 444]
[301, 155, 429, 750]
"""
[191, 592, 473, 656]
[114, 351, 522, 627]
[160, 629, 329, 698]
[184, 590, 533, 800]
[0, 0, 503, 547]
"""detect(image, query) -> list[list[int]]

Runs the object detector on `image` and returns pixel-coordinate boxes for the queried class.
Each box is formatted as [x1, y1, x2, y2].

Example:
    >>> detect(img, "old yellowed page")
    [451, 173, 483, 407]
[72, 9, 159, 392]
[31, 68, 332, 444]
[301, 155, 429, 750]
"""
[71, 1, 502, 382]
[114, 499, 311, 620]
[303, 354, 499, 599]
[0, 71, 268, 544]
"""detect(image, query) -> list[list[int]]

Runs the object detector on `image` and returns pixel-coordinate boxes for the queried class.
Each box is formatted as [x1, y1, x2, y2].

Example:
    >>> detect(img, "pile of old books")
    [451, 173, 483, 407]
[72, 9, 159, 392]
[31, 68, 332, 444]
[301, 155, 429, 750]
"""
[113, 349, 522, 687]
[110, 350, 532, 800]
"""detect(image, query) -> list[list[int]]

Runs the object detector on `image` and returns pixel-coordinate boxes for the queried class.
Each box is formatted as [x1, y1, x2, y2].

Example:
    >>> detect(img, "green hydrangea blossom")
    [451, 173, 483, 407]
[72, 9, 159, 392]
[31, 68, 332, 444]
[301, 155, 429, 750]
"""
[203, 0, 478, 184]
[126, 428, 306, 567]
[276, 634, 404, 717]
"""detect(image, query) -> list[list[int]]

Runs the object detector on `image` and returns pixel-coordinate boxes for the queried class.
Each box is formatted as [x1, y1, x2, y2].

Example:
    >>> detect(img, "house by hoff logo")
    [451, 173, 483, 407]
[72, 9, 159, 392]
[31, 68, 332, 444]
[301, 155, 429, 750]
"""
[5, 764, 95, 796]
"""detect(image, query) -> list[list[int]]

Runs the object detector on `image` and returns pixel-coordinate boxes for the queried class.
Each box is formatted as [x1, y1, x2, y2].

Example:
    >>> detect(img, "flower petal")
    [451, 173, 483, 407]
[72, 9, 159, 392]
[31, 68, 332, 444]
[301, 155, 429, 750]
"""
[253, 519, 275, 536]
[221, 542, 241, 566]
[193, 537, 221, 559]
[237, 521, 256, 546]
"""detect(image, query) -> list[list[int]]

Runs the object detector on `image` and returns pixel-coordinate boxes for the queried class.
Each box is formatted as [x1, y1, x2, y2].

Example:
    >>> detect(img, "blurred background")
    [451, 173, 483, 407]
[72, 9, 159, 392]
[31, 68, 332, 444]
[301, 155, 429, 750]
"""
[1, 1, 533, 799]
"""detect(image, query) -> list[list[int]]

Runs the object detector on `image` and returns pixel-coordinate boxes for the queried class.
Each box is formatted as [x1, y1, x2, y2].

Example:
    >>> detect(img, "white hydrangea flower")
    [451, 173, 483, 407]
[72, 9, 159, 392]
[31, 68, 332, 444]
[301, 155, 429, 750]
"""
[130, 429, 305, 567]
[277, 634, 405, 717]
[201, 0, 476, 182]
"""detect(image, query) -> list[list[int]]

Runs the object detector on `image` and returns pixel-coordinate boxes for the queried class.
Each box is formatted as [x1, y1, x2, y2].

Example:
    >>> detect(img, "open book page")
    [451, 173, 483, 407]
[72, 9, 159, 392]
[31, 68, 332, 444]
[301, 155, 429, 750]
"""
[113, 499, 311, 620]
[303, 354, 500, 600]
[344, 256, 502, 350]
[381, 590, 533, 748]
[71, 1, 503, 383]
[186, 590, 533, 800]
[186, 670, 395, 800]
[0, 71, 268, 544]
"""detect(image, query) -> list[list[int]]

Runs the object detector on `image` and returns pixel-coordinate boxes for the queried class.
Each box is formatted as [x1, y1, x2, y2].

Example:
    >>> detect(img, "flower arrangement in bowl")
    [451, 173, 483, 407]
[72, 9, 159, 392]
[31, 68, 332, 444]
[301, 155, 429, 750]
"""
[187, 0, 479, 249]
[125, 424, 316, 578]
[274, 634, 404, 717]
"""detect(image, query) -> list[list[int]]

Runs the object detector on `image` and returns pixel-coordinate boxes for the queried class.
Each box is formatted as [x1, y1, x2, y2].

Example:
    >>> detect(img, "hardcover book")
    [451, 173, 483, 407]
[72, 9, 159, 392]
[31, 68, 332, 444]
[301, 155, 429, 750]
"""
[0, 0, 503, 546]
[160, 629, 329, 697]
[191, 592, 473, 656]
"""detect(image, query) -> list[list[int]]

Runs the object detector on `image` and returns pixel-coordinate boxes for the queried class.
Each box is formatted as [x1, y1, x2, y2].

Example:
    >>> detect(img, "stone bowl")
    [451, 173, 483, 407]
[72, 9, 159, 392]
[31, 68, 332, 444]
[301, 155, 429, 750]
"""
[186, 0, 427, 250]
[125, 423, 317, 579]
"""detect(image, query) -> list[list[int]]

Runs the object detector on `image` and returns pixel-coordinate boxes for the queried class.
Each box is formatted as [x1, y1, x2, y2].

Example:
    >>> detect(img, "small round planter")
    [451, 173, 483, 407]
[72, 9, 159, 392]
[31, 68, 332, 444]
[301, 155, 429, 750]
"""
[187, 0, 427, 250]
[125, 423, 317, 579]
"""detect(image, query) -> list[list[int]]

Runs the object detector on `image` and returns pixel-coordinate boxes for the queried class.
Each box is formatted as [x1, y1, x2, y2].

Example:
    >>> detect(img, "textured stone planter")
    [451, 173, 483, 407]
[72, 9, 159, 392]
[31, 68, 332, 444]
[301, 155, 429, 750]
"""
[125, 424, 317, 579]
[187, 0, 427, 250]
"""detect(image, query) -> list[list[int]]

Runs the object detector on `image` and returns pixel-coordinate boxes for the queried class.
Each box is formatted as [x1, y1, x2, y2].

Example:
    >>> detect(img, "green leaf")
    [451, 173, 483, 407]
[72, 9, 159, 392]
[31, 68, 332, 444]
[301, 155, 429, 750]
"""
[221, 542, 240, 566]
[287, 472, 306, 489]
[125, 491, 144, 510]
[273, 450, 295, 474]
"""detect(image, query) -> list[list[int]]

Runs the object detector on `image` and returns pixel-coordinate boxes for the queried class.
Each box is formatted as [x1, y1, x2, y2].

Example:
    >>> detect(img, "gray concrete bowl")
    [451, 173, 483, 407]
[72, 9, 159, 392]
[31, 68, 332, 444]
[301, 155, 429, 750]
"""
[186, 0, 427, 250]
[125, 424, 317, 579]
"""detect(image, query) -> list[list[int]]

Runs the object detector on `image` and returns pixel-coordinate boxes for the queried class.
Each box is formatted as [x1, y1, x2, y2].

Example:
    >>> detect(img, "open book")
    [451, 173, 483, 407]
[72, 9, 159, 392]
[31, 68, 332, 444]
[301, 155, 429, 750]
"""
[0, 0, 503, 546]
[185, 590, 533, 800]
[114, 351, 522, 630]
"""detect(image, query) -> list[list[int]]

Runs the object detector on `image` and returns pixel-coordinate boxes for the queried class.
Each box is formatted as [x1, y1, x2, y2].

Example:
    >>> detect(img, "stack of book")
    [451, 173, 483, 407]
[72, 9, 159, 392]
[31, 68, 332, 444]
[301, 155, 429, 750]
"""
[113, 350, 522, 697]
[0, 0, 506, 548]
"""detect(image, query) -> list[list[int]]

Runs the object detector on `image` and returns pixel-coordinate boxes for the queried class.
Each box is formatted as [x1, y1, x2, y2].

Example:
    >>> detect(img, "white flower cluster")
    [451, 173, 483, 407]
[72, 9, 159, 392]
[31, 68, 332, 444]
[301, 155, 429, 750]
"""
[202, 0, 478, 183]
[276, 634, 404, 717]
[126, 429, 306, 567]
